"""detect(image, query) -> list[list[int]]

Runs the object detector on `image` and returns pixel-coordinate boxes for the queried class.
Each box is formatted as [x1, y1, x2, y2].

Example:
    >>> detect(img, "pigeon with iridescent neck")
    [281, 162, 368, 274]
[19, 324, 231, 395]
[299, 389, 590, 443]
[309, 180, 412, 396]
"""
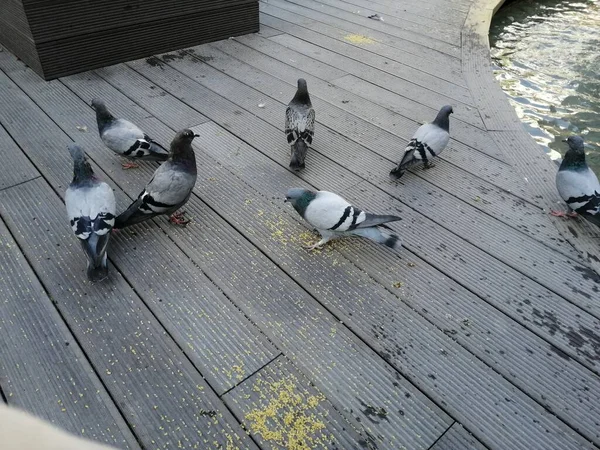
[285, 188, 403, 251]
[551, 135, 600, 227]
[390, 105, 453, 179]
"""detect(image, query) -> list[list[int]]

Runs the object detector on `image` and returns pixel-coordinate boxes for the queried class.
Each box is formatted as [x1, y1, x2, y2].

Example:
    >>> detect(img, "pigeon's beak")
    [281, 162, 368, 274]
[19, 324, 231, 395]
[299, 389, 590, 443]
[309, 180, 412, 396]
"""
[284, 198, 288, 203]
[562, 139, 568, 142]
[194, 134, 200, 137]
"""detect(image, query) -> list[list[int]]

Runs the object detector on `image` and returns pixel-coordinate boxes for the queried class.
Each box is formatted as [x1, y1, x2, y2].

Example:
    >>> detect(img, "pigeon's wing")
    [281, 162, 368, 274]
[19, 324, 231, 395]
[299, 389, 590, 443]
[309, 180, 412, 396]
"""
[303, 108, 315, 144]
[557, 168, 600, 212]
[66, 182, 116, 239]
[115, 162, 196, 228]
[413, 123, 450, 157]
[285, 106, 298, 143]
[102, 119, 168, 160]
[303, 191, 400, 232]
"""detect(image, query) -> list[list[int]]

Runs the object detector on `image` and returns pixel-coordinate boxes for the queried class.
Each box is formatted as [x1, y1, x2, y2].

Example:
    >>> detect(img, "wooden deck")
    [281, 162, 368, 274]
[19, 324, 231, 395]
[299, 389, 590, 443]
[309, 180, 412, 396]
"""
[0, 0, 599, 449]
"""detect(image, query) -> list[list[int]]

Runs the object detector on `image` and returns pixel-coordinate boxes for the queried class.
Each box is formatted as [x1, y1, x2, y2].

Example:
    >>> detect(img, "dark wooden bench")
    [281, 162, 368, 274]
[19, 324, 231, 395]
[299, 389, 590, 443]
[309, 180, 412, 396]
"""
[0, 0, 259, 80]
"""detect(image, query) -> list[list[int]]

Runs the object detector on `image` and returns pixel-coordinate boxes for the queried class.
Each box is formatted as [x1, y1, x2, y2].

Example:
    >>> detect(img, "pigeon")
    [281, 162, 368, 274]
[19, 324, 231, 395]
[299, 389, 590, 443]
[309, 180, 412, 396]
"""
[551, 135, 600, 227]
[285, 188, 403, 251]
[390, 105, 453, 179]
[91, 99, 169, 169]
[285, 79, 315, 171]
[65, 143, 116, 282]
[114, 129, 198, 229]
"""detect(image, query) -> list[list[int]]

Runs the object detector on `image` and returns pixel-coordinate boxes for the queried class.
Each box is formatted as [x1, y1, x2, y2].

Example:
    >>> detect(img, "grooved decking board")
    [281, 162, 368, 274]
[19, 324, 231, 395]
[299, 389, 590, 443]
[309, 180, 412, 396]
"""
[340, 0, 465, 29]
[0, 179, 257, 449]
[430, 423, 487, 450]
[0, 52, 281, 396]
[358, 0, 469, 25]
[0, 123, 40, 190]
[41, 60, 453, 448]
[0, 217, 139, 449]
[143, 49, 588, 271]
[195, 38, 576, 256]
[223, 356, 369, 449]
[259, 4, 462, 79]
[263, 0, 460, 58]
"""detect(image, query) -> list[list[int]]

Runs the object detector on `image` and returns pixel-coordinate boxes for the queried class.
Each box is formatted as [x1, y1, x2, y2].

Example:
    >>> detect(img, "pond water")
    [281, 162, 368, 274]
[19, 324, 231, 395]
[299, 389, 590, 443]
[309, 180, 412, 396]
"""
[489, 0, 600, 173]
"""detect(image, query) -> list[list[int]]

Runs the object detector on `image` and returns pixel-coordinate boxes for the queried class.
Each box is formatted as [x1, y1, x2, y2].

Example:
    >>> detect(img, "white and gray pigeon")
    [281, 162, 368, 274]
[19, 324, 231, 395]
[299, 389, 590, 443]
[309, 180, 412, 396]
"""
[285, 188, 403, 251]
[114, 129, 198, 229]
[65, 143, 116, 282]
[91, 98, 169, 169]
[552, 135, 600, 227]
[285, 79, 315, 171]
[390, 105, 453, 179]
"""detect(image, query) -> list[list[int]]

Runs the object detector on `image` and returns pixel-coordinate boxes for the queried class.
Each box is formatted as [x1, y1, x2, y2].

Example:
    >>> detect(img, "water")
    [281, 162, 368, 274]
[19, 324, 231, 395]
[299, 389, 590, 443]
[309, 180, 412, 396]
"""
[489, 0, 600, 173]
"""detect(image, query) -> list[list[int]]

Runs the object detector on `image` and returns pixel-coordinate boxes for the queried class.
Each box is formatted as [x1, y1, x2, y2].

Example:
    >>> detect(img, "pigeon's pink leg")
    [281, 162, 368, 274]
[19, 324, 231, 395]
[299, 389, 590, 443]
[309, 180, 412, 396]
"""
[550, 210, 578, 218]
[122, 162, 139, 170]
[169, 211, 190, 226]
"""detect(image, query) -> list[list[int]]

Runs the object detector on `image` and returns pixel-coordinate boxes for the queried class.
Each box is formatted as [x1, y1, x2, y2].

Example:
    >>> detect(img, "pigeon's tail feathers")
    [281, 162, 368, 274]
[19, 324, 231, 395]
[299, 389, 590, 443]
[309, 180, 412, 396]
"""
[147, 141, 170, 161]
[356, 213, 402, 229]
[389, 165, 406, 180]
[86, 255, 109, 282]
[114, 198, 150, 229]
[289, 139, 308, 171]
[81, 234, 110, 282]
[351, 226, 402, 251]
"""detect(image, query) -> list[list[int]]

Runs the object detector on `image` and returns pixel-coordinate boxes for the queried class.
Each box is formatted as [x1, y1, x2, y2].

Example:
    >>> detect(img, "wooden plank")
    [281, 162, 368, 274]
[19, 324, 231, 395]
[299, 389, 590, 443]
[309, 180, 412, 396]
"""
[0, 123, 40, 190]
[0, 177, 258, 449]
[259, 2, 462, 75]
[224, 356, 370, 449]
[0, 216, 139, 449]
[431, 423, 487, 450]
[294, 0, 461, 45]
[0, 50, 281, 396]
[262, 31, 474, 108]
[266, 0, 461, 58]
[54, 66, 454, 450]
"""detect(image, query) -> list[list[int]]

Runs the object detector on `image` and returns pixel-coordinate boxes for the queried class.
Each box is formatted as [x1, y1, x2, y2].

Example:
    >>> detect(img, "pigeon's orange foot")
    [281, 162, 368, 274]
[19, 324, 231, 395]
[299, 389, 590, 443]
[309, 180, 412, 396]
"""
[169, 211, 190, 226]
[121, 162, 139, 170]
[550, 210, 578, 218]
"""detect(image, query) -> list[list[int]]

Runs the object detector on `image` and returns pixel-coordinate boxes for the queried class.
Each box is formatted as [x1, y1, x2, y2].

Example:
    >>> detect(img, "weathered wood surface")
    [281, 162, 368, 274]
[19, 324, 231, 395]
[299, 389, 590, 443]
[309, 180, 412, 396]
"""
[1, 0, 599, 448]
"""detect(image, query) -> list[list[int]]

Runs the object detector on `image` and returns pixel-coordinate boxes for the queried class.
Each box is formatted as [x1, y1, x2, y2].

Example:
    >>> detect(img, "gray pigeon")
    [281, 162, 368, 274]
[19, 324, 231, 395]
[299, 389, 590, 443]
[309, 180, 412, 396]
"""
[552, 135, 600, 227]
[65, 143, 116, 282]
[390, 105, 453, 179]
[91, 99, 169, 169]
[285, 79, 315, 171]
[285, 188, 403, 251]
[114, 129, 198, 229]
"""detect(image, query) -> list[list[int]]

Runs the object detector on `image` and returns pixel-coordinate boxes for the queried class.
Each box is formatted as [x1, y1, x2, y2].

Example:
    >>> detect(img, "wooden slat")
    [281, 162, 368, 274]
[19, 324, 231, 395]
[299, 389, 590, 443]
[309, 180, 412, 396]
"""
[0, 123, 40, 190]
[260, 2, 462, 75]
[265, 0, 461, 58]
[0, 177, 258, 449]
[224, 356, 370, 449]
[0, 50, 281, 397]
[0, 216, 139, 449]
[431, 423, 488, 450]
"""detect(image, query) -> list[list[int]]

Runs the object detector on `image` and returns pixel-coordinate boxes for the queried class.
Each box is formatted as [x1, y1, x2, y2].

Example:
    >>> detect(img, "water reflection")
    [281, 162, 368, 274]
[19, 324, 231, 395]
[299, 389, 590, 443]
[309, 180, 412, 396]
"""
[490, 0, 600, 172]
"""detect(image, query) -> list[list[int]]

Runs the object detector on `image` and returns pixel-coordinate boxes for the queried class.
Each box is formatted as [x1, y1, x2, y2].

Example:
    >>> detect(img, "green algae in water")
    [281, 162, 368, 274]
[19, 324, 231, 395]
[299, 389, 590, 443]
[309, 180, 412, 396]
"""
[490, 0, 600, 173]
